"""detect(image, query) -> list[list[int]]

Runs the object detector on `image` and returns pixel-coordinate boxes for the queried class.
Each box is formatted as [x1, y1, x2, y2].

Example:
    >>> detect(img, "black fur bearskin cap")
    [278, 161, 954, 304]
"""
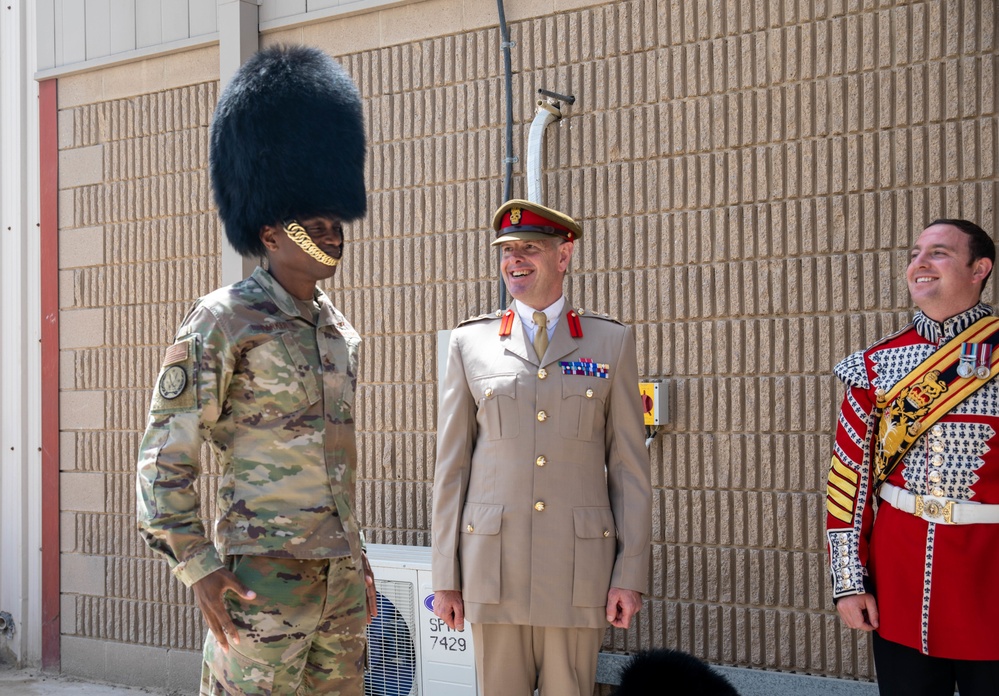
[209, 44, 367, 257]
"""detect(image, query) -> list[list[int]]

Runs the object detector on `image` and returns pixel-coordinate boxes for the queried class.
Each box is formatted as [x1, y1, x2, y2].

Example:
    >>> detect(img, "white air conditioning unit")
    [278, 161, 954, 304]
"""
[364, 543, 478, 696]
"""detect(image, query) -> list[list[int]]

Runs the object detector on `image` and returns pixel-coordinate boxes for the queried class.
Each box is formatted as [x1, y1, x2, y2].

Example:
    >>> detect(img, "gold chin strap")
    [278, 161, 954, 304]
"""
[283, 220, 340, 267]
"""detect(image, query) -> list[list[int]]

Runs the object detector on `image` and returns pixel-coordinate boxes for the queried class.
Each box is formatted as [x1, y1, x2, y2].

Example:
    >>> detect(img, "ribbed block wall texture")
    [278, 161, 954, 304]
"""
[56, 0, 997, 689]
[58, 82, 221, 657]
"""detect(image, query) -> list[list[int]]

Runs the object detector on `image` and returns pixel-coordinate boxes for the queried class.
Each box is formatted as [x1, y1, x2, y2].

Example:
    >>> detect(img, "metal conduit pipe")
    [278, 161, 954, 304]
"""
[496, 0, 515, 307]
[526, 100, 561, 204]
[526, 89, 575, 204]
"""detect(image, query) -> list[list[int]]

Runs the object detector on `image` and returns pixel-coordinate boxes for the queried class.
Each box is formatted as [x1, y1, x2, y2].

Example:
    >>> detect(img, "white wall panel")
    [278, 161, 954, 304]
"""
[260, 0, 306, 23]
[109, 0, 137, 54]
[134, 0, 160, 48]
[55, 0, 87, 66]
[160, 0, 189, 43]
[307, 0, 341, 11]
[35, 0, 55, 71]
[189, 0, 217, 37]
[84, 0, 111, 60]
[1, 0, 43, 667]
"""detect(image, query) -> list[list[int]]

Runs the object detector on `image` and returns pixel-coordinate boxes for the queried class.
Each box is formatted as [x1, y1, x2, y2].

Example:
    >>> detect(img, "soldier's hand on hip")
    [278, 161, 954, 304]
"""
[606, 587, 642, 629]
[433, 590, 465, 631]
[192, 568, 256, 654]
[836, 593, 879, 632]
[361, 552, 379, 625]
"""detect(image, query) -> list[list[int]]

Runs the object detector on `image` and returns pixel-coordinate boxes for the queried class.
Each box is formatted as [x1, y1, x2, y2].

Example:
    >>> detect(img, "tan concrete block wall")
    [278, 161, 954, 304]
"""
[57, 65, 221, 663]
[55, 0, 998, 688]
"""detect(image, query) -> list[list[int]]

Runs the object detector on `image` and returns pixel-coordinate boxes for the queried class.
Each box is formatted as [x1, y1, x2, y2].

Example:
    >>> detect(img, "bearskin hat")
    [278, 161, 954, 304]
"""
[613, 649, 740, 696]
[209, 44, 367, 258]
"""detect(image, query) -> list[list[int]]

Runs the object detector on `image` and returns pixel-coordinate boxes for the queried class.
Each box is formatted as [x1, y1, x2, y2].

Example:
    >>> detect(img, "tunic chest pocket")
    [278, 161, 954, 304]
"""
[239, 334, 321, 421]
[473, 374, 519, 441]
[560, 378, 608, 442]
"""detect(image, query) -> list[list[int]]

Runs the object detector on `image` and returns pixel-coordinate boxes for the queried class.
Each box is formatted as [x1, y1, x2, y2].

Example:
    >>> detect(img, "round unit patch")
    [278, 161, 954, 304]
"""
[158, 365, 188, 400]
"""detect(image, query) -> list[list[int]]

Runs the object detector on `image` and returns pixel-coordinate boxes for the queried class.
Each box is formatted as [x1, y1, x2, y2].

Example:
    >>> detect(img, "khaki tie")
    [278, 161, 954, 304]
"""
[533, 311, 549, 359]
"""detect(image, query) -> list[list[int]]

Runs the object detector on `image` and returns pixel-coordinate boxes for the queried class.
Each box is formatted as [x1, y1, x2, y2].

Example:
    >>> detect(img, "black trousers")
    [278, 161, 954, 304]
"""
[873, 632, 999, 696]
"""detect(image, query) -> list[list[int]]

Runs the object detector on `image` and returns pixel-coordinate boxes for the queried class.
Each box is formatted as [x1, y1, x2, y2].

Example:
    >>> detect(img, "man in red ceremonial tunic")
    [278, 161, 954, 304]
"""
[827, 219, 999, 694]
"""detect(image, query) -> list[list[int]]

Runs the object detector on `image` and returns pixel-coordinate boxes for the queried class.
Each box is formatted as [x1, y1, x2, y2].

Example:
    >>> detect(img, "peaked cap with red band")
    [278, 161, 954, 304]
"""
[490, 199, 583, 246]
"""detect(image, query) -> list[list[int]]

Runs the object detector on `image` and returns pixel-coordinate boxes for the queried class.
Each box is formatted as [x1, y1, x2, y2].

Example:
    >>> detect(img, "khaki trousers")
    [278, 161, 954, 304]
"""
[471, 623, 604, 696]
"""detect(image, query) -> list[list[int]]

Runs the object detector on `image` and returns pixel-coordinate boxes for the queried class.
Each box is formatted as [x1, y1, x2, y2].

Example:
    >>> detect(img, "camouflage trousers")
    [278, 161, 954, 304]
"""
[200, 555, 367, 696]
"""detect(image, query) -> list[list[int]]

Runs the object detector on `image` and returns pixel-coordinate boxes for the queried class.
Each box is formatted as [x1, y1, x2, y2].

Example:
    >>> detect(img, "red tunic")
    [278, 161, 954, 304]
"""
[826, 303, 999, 659]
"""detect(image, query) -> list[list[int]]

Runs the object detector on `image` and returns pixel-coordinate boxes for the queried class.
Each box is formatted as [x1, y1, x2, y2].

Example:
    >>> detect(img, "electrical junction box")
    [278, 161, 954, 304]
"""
[364, 543, 478, 696]
[639, 380, 667, 426]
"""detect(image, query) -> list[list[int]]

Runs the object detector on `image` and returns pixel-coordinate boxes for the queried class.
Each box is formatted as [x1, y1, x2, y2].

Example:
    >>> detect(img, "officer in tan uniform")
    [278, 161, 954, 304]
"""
[137, 45, 376, 695]
[431, 200, 653, 696]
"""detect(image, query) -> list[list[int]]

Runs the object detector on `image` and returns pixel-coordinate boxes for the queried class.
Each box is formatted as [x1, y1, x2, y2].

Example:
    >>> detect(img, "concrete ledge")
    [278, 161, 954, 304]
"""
[106, 643, 168, 691]
[59, 639, 200, 694]
[596, 652, 878, 695]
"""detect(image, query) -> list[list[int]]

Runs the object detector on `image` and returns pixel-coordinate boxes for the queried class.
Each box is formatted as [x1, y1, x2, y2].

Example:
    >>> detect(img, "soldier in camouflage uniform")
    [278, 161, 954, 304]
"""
[136, 45, 376, 695]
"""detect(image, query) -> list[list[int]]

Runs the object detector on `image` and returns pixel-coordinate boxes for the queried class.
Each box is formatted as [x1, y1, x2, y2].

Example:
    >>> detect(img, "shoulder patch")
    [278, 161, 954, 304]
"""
[833, 350, 869, 389]
[576, 308, 624, 326]
[150, 334, 200, 414]
[458, 310, 503, 327]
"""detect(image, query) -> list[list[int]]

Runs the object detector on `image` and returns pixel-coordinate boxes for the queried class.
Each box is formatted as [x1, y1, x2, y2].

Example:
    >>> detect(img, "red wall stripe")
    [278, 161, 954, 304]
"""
[39, 77, 60, 672]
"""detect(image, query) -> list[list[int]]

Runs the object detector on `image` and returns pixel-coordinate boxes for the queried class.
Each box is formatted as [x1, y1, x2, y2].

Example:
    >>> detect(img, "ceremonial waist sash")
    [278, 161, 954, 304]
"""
[874, 316, 999, 493]
[880, 482, 999, 525]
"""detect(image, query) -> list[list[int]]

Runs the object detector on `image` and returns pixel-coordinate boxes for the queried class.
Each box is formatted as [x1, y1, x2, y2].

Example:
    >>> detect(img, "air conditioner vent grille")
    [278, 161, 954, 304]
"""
[364, 579, 419, 696]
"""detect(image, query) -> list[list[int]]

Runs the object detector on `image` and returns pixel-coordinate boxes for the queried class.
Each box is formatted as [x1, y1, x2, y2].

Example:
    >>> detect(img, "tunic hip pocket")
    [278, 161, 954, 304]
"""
[457, 502, 504, 604]
[571, 507, 616, 607]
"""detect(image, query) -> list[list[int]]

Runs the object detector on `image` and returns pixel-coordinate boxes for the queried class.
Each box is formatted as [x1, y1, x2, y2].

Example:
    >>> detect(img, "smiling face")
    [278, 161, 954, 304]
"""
[907, 223, 992, 322]
[499, 238, 574, 310]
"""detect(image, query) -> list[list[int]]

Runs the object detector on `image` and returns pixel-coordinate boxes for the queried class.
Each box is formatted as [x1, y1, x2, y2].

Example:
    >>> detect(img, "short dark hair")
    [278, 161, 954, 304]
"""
[928, 218, 995, 288]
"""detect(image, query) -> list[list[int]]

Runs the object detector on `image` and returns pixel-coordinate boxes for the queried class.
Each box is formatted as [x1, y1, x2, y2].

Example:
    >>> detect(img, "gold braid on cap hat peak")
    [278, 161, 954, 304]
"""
[283, 220, 340, 267]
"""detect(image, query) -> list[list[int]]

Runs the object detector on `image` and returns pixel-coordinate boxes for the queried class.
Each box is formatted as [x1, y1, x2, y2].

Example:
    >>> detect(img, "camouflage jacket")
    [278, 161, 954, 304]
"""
[137, 267, 364, 587]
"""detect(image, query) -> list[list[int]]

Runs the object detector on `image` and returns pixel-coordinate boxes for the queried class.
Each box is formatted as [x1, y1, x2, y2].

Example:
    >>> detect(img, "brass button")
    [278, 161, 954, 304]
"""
[466, 524, 474, 533]
[931, 454, 944, 466]
[537, 410, 547, 422]
[602, 530, 610, 538]
[538, 368, 548, 379]
[484, 388, 494, 399]
[577, 308, 586, 315]
[585, 388, 594, 398]
[841, 569, 851, 579]
[931, 425, 944, 437]
[495, 310, 503, 316]
[536, 455, 547, 467]
[839, 545, 849, 556]
[932, 488, 945, 498]
[534, 501, 546, 512]
[929, 470, 942, 483]
[931, 442, 945, 453]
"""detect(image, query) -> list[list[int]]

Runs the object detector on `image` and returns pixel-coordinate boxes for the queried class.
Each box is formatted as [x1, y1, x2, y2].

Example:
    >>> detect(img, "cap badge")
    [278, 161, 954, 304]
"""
[509, 207, 522, 224]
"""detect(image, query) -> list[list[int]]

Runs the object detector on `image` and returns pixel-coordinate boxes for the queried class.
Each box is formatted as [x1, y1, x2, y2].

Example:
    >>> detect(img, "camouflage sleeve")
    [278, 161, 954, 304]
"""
[136, 303, 234, 587]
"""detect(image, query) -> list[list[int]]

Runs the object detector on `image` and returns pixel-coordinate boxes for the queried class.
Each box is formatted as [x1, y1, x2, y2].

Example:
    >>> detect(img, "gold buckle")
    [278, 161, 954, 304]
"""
[914, 495, 955, 524]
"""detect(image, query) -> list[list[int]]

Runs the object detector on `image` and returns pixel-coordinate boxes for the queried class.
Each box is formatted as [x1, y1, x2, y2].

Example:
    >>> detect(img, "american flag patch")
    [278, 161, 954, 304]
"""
[559, 359, 609, 378]
[163, 341, 189, 366]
